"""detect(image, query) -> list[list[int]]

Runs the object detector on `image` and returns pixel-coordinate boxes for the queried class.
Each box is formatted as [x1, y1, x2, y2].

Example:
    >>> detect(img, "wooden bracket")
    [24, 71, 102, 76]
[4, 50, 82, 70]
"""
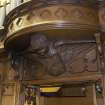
[95, 33, 105, 74]
[94, 33, 102, 55]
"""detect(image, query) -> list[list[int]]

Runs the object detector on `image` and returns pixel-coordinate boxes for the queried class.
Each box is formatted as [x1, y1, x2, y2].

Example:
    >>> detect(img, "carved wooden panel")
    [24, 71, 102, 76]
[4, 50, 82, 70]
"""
[22, 43, 100, 81]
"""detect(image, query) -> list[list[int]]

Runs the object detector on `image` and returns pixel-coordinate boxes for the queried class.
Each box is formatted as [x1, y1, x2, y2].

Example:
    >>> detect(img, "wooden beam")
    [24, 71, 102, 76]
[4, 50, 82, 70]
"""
[23, 74, 102, 85]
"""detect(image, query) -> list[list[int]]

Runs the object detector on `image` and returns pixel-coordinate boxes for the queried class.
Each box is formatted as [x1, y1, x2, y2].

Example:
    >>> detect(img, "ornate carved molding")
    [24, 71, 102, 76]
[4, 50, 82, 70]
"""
[4, 1, 99, 51]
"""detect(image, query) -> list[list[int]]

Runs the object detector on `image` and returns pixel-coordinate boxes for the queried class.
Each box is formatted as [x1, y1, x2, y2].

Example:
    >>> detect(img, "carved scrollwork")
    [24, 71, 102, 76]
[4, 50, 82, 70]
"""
[44, 55, 66, 76]
[40, 9, 52, 19]
[55, 8, 68, 18]
[14, 37, 99, 80]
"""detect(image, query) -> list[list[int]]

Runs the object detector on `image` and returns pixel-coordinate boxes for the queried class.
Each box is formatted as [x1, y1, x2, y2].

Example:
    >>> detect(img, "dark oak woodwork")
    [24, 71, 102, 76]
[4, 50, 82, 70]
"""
[2, 1, 105, 105]
[1, 0, 105, 85]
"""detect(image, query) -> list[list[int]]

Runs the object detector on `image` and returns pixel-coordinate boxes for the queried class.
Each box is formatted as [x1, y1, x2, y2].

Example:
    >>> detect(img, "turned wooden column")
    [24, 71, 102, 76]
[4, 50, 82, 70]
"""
[0, 84, 3, 105]
[93, 84, 98, 105]
[16, 0, 21, 7]
[0, 3, 6, 26]
[6, 0, 11, 14]
[36, 87, 40, 105]
[10, 0, 17, 10]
